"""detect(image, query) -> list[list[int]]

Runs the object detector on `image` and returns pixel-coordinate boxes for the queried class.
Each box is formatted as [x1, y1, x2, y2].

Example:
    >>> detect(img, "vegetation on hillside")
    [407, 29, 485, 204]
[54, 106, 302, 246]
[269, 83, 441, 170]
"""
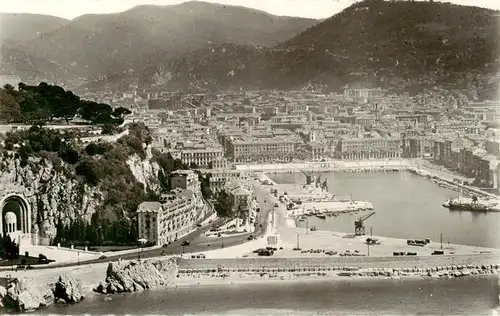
[0, 83, 219, 245]
[0, 83, 131, 124]
[1, 122, 154, 230]
[128, 0, 499, 96]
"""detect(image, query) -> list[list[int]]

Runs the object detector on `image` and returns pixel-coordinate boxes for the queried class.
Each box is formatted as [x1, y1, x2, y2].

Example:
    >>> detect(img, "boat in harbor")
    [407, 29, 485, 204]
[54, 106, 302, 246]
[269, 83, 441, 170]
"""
[316, 214, 326, 219]
[442, 196, 498, 212]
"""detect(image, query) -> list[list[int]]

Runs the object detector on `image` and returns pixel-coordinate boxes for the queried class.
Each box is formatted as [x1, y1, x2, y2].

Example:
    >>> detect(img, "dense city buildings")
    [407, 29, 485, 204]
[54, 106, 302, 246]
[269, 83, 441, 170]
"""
[63, 85, 500, 192]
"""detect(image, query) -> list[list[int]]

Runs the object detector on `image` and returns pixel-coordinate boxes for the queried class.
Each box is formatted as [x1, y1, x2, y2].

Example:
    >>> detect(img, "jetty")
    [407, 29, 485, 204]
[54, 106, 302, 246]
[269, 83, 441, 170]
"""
[266, 173, 374, 219]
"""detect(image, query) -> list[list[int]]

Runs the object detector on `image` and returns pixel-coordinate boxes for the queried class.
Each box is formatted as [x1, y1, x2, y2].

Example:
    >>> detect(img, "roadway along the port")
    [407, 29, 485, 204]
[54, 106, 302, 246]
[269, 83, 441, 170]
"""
[33, 196, 271, 270]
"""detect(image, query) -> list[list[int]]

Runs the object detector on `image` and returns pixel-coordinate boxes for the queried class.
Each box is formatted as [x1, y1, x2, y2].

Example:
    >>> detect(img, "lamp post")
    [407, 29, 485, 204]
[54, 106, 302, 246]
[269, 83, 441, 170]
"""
[77, 251, 80, 266]
[137, 239, 146, 260]
[221, 235, 225, 249]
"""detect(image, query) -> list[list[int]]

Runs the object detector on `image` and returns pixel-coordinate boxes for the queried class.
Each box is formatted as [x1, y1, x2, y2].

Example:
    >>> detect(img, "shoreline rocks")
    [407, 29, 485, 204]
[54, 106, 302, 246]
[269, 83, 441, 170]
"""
[0, 274, 84, 312]
[54, 275, 85, 304]
[93, 258, 178, 295]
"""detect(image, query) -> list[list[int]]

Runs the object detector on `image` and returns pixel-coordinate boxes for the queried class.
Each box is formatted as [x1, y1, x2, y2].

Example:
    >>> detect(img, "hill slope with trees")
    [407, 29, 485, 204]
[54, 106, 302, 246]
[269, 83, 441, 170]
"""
[123, 0, 499, 96]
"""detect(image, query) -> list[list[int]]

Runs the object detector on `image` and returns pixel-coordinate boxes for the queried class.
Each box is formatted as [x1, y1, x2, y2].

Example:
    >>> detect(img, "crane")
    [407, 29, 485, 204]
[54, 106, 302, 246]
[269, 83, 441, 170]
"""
[354, 212, 376, 236]
[299, 169, 314, 185]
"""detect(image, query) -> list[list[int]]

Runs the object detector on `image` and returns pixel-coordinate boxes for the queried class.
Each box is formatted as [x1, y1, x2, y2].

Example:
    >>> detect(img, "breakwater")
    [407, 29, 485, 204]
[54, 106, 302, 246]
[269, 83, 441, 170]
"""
[177, 254, 500, 271]
[176, 255, 500, 281]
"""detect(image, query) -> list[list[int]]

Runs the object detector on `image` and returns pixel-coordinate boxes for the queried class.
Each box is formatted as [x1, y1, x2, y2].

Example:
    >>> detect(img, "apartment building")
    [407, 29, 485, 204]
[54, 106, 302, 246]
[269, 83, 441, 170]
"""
[485, 139, 500, 157]
[343, 88, 386, 104]
[180, 147, 224, 167]
[136, 189, 197, 245]
[337, 137, 402, 159]
[224, 180, 254, 218]
[171, 170, 201, 192]
[227, 136, 298, 163]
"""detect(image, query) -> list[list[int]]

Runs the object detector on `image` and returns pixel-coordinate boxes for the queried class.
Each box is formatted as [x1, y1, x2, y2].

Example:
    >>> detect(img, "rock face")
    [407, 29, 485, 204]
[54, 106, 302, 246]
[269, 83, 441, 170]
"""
[53, 275, 84, 304]
[1, 278, 55, 312]
[126, 147, 162, 194]
[94, 258, 179, 294]
[0, 148, 160, 242]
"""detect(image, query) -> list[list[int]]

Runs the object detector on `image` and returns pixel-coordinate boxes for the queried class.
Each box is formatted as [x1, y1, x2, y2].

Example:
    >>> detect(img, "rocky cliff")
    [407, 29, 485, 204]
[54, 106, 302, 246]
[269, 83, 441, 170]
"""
[0, 145, 161, 243]
[94, 257, 179, 294]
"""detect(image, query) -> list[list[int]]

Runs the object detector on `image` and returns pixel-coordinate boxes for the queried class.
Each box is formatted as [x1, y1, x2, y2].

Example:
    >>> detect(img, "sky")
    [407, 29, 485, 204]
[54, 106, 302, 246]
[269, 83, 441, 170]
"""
[1, 0, 499, 20]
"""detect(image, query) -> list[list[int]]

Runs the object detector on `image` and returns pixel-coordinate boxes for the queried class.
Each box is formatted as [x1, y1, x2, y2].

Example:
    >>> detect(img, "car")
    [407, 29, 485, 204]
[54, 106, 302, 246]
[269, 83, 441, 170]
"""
[182, 240, 190, 246]
[98, 255, 107, 260]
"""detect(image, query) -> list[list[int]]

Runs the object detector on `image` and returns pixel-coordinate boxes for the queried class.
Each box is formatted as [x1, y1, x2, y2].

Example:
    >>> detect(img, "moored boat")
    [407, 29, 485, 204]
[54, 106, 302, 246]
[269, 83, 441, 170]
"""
[442, 198, 496, 212]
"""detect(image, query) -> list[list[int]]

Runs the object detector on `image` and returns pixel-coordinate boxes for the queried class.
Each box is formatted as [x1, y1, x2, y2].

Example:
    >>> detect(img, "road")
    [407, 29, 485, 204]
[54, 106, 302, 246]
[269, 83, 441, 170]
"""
[32, 190, 271, 270]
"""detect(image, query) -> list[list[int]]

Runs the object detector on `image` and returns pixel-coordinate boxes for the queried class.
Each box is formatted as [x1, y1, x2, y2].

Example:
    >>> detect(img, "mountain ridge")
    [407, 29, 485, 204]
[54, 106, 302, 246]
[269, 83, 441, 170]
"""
[0, 12, 69, 43]
[122, 0, 499, 95]
[2, 0, 499, 97]
[3, 1, 317, 87]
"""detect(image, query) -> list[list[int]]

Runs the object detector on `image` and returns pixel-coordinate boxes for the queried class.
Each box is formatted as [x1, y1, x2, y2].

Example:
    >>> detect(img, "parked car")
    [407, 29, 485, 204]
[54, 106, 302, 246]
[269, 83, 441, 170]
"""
[182, 240, 190, 246]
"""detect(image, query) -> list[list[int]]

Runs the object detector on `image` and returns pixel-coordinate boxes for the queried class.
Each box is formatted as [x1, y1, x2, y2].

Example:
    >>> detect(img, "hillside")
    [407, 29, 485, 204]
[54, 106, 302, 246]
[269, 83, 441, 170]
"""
[10, 1, 317, 86]
[0, 46, 66, 86]
[121, 0, 499, 95]
[0, 13, 68, 43]
[276, 0, 500, 87]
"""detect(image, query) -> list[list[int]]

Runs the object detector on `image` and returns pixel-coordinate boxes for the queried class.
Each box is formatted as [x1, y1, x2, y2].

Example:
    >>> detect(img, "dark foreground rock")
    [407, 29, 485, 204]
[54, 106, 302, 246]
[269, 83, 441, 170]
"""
[54, 275, 85, 304]
[93, 258, 179, 294]
[0, 275, 84, 312]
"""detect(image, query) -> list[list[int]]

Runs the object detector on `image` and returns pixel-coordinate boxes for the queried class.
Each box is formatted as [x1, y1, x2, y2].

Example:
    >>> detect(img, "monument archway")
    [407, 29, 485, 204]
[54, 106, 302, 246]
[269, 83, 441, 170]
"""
[0, 194, 31, 239]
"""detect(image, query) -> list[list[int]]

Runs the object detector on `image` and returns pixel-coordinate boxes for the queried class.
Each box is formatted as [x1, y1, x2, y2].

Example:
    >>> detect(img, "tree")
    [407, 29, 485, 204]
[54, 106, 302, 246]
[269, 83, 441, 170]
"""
[214, 190, 235, 218]
[0, 89, 22, 123]
[112, 107, 132, 118]
[196, 171, 213, 200]
[1, 235, 19, 260]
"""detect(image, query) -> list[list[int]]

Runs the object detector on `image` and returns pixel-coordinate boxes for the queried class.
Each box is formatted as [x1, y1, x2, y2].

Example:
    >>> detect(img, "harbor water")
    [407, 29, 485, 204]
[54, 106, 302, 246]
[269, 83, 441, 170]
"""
[44, 276, 499, 315]
[270, 171, 500, 249]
